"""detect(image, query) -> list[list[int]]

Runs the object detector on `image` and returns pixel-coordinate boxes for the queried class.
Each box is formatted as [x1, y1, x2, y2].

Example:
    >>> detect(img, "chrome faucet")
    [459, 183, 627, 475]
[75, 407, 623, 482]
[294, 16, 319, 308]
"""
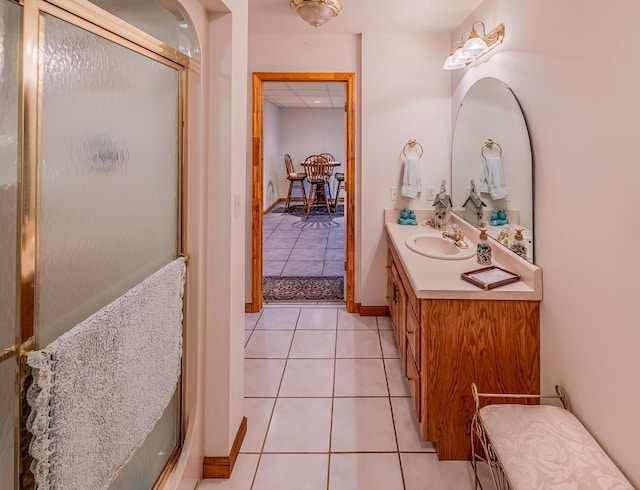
[442, 225, 468, 249]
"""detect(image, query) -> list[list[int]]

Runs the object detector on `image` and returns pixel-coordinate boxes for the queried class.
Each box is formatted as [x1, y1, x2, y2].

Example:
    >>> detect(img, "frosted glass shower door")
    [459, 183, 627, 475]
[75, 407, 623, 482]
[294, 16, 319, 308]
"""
[37, 14, 182, 488]
[0, 2, 21, 488]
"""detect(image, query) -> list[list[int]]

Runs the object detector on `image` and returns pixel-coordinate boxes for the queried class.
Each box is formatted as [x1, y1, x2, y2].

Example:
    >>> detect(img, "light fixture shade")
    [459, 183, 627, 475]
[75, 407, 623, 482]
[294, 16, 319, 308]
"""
[461, 37, 488, 57]
[290, 0, 342, 28]
[452, 47, 473, 64]
[443, 55, 465, 70]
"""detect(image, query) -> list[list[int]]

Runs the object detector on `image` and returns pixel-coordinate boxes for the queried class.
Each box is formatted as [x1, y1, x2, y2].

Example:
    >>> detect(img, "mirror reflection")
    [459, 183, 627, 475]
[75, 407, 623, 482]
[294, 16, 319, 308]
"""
[451, 77, 534, 262]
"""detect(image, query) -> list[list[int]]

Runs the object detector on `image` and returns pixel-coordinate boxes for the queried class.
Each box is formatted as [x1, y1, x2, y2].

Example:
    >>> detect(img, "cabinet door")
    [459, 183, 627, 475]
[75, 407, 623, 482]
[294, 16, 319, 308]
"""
[406, 344, 421, 420]
[406, 302, 420, 370]
[394, 265, 407, 364]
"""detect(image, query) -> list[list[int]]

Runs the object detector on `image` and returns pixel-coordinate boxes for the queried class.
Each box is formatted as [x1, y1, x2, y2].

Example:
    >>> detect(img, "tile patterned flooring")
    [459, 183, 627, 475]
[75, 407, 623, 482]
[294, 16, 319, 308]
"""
[198, 306, 492, 490]
[263, 208, 345, 278]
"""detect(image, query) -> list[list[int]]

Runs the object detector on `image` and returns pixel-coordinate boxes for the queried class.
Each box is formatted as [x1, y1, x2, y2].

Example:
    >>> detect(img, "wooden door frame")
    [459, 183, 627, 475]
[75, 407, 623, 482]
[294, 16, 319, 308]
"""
[250, 72, 356, 313]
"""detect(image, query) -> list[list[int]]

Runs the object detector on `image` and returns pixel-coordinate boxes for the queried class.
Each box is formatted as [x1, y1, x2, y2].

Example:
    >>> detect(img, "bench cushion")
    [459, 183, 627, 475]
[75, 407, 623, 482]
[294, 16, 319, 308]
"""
[479, 404, 633, 489]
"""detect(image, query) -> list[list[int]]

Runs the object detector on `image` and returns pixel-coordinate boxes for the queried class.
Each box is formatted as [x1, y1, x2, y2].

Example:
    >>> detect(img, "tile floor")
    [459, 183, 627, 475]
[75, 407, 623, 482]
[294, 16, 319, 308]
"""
[263, 208, 345, 278]
[198, 306, 492, 490]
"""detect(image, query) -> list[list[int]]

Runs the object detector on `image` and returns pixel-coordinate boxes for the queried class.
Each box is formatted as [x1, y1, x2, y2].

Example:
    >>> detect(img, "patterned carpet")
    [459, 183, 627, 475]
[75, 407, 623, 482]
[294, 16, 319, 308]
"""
[263, 276, 344, 301]
[269, 204, 344, 217]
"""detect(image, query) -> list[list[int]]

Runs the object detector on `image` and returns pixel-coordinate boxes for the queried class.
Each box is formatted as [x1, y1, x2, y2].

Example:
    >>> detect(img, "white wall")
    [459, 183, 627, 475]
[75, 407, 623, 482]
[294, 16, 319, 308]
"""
[263, 99, 281, 209]
[262, 105, 345, 209]
[360, 32, 452, 306]
[167, 0, 248, 487]
[451, 0, 640, 484]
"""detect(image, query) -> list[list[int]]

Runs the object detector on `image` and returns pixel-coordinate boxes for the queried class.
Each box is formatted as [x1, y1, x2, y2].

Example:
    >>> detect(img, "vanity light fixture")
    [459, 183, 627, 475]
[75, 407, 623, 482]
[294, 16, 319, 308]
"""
[443, 21, 505, 70]
[290, 0, 342, 28]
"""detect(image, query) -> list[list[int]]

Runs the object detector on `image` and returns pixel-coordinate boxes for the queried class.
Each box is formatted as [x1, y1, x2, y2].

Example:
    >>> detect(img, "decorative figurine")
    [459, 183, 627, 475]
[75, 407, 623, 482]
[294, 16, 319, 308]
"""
[462, 180, 486, 227]
[432, 180, 452, 229]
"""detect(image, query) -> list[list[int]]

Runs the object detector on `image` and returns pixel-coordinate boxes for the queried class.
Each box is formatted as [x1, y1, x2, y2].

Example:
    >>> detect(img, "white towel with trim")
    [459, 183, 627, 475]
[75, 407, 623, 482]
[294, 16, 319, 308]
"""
[480, 156, 508, 200]
[401, 156, 422, 198]
[26, 257, 186, 490]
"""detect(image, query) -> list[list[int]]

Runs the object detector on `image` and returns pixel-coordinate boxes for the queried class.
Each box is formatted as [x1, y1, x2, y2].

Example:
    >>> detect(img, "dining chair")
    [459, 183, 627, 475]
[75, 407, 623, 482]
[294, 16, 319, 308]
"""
[284, 153, 307, 211]
[302, 156, 332, 219]
[333, 171, 345, 211]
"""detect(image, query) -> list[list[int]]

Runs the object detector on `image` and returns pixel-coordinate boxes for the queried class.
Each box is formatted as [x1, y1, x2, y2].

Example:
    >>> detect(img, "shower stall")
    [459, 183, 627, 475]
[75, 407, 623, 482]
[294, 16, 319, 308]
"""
[0, 0, 191, 487]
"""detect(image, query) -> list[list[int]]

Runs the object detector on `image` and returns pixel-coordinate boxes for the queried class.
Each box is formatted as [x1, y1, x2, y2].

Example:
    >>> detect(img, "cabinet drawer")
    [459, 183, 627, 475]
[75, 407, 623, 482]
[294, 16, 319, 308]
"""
[406, 347, 421, 419]
[406, 303, 420, 371]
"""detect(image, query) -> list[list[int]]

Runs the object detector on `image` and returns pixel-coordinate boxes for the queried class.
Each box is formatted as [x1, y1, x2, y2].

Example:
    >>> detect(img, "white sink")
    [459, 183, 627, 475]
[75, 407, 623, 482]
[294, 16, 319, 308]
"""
[405, 233, 475, 260]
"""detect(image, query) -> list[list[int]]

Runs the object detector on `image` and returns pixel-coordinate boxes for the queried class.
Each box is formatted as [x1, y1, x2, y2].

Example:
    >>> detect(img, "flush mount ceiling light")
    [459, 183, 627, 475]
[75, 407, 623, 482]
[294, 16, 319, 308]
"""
[290, 0, 342, 28]
[443, 21, 505, 70]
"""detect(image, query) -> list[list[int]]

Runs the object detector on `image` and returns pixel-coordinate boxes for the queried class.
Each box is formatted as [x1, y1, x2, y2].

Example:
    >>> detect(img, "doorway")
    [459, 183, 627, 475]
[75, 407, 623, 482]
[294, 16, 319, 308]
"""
[251, 72, 356, 312]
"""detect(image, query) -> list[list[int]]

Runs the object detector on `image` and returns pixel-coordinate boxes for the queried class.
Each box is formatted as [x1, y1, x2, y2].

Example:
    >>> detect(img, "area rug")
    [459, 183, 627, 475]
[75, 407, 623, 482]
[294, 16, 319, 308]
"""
[269, 204, 344, 217]
[263, 276, 344, 301]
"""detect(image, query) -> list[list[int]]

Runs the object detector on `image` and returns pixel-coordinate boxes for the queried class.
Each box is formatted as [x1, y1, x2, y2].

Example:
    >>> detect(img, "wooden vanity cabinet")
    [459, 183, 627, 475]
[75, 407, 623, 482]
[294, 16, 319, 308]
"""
[387, 245, 540, 461]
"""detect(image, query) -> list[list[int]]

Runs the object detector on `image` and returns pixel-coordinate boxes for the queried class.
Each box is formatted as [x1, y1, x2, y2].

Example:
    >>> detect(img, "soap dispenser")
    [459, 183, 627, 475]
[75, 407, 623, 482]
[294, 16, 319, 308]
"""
[510, 228, 528, 259]
[477, 228, 492, 265]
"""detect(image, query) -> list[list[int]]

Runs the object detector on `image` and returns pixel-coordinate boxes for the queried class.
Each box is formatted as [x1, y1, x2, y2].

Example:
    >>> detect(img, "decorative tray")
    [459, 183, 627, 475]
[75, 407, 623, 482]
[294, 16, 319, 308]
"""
[460, 266, 521, 290]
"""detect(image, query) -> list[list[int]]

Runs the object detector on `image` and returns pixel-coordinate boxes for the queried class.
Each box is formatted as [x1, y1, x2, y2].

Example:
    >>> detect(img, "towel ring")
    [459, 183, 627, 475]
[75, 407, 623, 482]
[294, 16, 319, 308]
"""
[481, 138, 503, 159]
[403, 138, 424, 158]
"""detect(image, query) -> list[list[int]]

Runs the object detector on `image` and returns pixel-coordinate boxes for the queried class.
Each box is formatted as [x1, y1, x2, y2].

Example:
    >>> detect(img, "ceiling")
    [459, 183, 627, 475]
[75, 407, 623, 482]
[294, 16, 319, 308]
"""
[249, 0, 483, 35]
[264, 82, 346, 109]
[257, 0, 484, 108]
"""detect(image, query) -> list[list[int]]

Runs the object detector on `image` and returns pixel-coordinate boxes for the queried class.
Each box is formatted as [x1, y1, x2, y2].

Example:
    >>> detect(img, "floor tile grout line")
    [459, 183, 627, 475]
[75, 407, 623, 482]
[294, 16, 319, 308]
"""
[326, 307, 338, 490]
[378, 316, 408, 490]
[249, 307, 300, 489]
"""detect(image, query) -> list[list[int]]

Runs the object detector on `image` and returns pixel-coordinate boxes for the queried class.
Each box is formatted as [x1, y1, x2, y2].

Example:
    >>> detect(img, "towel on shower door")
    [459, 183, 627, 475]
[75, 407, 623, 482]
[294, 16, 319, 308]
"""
[480, 156, 508, 200]
[401, 156, 422, 198]
[26, 257, 186, 490]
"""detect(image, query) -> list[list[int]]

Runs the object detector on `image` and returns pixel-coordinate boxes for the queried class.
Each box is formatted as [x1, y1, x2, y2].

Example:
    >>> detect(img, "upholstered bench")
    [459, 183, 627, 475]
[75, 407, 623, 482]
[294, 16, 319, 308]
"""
[470, 384, 633, 489]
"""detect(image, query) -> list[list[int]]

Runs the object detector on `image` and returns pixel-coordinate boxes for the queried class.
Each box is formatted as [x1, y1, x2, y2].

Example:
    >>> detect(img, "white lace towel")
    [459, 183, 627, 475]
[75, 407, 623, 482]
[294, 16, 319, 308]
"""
[401, 156, 422, 198]
[26, 257, 186, 490]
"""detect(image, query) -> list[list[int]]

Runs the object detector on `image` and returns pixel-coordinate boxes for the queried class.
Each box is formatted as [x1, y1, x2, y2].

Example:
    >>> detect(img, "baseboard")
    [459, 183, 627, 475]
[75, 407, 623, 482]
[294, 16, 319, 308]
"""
[263, 198, 285, 215]
[202, 417, 247, 479]
[359, 305, 390, 316]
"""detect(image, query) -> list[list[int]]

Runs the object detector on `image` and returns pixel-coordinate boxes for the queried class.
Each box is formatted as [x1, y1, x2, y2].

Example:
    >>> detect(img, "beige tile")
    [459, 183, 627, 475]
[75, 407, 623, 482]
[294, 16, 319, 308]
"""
[331, 397, 397, 452]
[379, 330, 401, 359]
[334, 359, 388, 397]
[279, 359, 335, 397]
[245, 311, 262, 330]
[328, 453, 404, 490]
[241, 398, 275, 453]
[244, 330, 294, 358]
[401, 453, 477, 490]
[253, 454, 328, 490]
[289, 330, 337, 358]
[197, 453, 259, 489]
[336, 330, 382, 358]
[297, 307, 338, 329]
[244, 359, 285, 397]
[376, 315, 393, 330]
[263, 398, 332, 452]
[384, 358, 410, 397]
[255, 307, 300, 330]
[337, 308, 378, 330]
[391, 397, 435, 452]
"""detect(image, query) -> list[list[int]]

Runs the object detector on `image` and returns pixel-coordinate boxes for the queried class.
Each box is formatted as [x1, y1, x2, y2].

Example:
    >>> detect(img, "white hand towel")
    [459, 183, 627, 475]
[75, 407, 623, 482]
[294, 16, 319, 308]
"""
[486, 156, 508, 200]
[401, 156, 422, 199]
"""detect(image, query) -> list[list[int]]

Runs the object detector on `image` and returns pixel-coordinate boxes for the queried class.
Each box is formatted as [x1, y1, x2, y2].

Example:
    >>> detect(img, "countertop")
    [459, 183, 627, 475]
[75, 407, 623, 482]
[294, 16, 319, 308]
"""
[384, 210, 542, 301]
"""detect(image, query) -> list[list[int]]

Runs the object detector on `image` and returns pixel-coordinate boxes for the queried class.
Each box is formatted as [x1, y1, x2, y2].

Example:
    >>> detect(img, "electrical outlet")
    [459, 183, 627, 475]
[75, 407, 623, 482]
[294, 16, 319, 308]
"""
[426, 186, 436, 201]
[390, 186, 398, 201]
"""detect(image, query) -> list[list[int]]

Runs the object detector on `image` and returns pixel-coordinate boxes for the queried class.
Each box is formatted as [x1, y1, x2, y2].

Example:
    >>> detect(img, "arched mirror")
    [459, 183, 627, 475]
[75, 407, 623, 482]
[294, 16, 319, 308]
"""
[451, 77, 534, 262]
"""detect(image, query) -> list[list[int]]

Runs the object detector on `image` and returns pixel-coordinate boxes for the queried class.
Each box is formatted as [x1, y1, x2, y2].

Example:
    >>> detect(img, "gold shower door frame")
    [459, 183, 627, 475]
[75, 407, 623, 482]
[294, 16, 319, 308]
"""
[10, 0, 190, 487]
